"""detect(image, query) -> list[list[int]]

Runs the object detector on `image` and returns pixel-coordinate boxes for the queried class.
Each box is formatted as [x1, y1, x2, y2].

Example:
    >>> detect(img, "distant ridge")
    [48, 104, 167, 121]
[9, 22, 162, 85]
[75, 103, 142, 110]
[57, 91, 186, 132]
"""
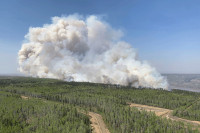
[163, 74, 200, 92]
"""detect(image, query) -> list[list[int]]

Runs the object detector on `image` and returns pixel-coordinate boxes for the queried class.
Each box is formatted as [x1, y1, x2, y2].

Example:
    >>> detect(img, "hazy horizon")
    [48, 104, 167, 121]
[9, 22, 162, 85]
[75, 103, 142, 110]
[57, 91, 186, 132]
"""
[1, 73, 200, 76]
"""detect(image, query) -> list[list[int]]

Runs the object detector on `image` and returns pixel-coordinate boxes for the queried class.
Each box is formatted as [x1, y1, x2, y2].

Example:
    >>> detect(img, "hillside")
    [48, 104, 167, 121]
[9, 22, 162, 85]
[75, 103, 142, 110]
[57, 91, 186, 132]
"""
[164, 74, 200, 92]
[0, 76, 200, 132]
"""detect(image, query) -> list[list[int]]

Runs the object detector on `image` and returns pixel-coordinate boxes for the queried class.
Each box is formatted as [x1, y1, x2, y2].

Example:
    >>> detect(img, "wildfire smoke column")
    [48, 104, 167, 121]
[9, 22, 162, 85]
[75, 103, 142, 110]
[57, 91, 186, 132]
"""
[18, 14, 168, 89]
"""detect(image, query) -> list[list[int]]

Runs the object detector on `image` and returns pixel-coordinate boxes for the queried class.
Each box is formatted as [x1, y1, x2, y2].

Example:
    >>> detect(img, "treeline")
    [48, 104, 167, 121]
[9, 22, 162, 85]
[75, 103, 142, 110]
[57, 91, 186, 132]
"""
[1, 77, 199, 110]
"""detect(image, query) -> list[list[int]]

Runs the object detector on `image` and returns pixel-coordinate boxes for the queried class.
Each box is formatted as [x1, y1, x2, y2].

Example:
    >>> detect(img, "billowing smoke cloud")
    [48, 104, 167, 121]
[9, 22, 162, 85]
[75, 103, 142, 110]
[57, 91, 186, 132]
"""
[18, 14, 168, 89]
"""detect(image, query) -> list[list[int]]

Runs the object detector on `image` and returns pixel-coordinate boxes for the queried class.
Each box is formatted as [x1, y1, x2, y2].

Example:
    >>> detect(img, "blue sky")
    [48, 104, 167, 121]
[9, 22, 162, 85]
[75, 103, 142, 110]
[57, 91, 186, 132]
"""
[0, 0, 200, 74]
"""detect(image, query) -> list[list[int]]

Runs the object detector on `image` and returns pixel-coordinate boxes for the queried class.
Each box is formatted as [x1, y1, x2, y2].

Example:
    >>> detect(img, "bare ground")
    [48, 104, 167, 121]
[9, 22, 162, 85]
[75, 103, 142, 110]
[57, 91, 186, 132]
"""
[21, 95, 29, 100]
[89, 112, 110, 133]
[129, 103, 200, 127]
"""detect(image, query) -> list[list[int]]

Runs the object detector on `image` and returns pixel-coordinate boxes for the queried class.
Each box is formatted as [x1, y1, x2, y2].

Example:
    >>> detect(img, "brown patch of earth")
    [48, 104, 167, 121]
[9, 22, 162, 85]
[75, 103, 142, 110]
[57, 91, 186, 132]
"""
[89, 112, 110, 133]
[21, 95, 29, 100]
[129, 103, 200, 128]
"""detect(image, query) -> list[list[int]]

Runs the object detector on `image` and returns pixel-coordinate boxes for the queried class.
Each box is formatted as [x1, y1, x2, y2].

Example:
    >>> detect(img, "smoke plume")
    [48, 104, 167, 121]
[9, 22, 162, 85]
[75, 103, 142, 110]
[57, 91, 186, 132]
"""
[18, 15, 168, 89]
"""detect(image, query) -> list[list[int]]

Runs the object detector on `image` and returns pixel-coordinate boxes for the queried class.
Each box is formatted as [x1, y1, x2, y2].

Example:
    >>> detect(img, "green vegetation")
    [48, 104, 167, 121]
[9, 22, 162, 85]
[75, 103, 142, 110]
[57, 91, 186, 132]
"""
[0, 91, 91, 133]
[0, 76, 200, 132]
[173, 99, 200, 121]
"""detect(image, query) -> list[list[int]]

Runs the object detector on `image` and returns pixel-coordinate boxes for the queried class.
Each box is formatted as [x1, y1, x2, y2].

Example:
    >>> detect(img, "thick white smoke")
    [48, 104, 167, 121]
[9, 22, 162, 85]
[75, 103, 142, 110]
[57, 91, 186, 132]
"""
[18, 15, 168, 89]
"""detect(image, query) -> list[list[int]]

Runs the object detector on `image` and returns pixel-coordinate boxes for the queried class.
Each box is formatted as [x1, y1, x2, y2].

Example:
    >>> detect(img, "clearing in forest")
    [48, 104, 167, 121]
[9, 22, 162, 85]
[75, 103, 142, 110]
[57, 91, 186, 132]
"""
[89, 112, 110, 133]
[129, 103, 200, 127]
[21, 95, 29, 100]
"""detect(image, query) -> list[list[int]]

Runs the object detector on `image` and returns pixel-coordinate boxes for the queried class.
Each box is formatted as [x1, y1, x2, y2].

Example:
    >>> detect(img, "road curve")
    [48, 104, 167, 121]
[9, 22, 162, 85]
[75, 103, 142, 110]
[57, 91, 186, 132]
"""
[129, 103, 200, 127]
[89, 112, 110, 133]
[20, 95, 110, 133]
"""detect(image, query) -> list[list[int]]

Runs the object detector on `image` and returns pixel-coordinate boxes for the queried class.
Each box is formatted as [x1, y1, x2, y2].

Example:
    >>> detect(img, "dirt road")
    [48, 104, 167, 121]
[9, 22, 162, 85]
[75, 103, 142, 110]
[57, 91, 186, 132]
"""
[20, 95, 110, 133]
[89, 112, 110, 133]
[21, 95, 29, 100]
[129, 103, 200, 127]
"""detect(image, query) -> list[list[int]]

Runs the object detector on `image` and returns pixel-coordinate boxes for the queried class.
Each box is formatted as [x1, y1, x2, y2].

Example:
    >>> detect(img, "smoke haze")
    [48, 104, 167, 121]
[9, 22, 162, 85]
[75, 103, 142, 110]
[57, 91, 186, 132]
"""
[18, 14, 168, 89]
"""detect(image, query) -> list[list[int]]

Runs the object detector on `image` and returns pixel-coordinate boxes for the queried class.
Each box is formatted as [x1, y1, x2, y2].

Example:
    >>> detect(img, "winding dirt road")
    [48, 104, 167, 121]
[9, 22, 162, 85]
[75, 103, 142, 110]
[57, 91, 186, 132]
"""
[129, 103, 200, 127]
[89, 112, 110, 133]
[20, 95, 110, 133]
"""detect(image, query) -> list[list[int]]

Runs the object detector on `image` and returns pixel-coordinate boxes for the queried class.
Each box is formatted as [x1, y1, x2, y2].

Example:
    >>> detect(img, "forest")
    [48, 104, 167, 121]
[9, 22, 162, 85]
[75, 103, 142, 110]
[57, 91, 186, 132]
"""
[0, 76, 200, 133]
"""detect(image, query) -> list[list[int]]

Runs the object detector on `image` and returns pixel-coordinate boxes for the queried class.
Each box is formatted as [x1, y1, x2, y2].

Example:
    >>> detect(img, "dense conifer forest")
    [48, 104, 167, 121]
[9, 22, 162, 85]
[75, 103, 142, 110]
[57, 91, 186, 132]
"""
[0, 91, 91, 133]
[0, 76, 200, 132]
